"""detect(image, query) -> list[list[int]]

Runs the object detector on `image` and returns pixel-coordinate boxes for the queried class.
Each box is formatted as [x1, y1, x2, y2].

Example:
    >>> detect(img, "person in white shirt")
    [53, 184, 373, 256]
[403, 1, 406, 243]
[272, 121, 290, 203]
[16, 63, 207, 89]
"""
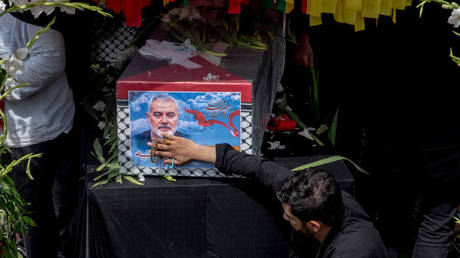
[0, 12, 76, 258]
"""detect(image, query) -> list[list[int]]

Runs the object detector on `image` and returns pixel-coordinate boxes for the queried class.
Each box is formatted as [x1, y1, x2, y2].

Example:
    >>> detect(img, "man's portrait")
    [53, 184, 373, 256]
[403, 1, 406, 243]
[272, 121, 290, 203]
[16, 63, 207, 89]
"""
[144, 94, 183, 141]
[129, 91, 242, 168]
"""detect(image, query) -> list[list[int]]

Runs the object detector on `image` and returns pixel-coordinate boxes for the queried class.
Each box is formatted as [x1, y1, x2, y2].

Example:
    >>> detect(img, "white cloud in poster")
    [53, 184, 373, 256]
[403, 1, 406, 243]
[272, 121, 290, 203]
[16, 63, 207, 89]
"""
[131, 118, 150, 134]
[130, 93, 150, 112]
[187, 92, 240, 108]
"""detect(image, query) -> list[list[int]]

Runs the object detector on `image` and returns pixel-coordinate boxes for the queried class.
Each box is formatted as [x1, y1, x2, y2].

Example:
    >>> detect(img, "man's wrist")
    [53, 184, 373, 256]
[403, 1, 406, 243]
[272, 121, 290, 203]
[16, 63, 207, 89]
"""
[193, 144, 217, 164]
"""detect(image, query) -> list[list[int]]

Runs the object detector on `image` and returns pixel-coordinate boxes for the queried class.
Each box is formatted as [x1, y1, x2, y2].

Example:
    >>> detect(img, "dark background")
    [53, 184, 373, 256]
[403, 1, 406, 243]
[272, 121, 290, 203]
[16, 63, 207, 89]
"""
[279, 2, 460, 254]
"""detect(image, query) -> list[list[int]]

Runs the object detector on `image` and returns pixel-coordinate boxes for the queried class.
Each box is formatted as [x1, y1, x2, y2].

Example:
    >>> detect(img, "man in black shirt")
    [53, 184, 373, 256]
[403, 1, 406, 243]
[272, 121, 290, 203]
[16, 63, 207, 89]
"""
[153, 136, 388, 257]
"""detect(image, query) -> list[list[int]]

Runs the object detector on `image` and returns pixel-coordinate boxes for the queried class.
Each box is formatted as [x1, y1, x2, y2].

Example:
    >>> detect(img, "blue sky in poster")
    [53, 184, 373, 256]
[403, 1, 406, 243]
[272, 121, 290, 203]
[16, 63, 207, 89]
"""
[129, 91, 241, 168]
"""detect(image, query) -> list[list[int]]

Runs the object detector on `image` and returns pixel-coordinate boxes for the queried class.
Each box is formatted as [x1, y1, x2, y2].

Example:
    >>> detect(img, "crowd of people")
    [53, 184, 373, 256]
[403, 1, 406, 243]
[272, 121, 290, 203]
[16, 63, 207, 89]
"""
[1, 0, 459, 257]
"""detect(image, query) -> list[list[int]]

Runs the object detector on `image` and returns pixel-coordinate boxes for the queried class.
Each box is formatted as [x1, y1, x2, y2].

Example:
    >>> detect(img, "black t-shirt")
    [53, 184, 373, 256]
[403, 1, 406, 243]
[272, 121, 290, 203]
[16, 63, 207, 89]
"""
[215, 143, 388, 257]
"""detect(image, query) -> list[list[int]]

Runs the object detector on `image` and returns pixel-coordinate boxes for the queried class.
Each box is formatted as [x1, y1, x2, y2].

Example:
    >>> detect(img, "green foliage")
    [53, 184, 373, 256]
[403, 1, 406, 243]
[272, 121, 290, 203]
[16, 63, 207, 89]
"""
[276, 67, 339, 148]
[0, 1, 112, 256]
[86, 63, 143, 187]
[0, 0, 112, 19]
[328, 108, 339, 147]
[161, 3, 272, 56]
[417, 0, 460, 66]
[291, 155, 369, 175]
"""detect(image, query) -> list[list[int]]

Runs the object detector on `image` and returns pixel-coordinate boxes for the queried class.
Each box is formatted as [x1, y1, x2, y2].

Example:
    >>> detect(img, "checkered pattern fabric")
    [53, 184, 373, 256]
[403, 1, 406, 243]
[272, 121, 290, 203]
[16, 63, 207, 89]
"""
[91, 19, 139, 64]
[117, 101, 253, 177]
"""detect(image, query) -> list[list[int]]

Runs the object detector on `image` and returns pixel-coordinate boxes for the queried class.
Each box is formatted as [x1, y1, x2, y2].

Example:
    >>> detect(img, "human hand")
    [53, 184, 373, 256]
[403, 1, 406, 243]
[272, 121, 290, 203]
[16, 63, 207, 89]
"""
[293, 34, 314, 68]
[149, 135, 198, 166]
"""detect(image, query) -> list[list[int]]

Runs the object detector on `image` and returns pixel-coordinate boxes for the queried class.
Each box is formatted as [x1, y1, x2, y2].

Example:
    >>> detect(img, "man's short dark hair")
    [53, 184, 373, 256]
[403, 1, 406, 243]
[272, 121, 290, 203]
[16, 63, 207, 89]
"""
[276, 169, 344, 228]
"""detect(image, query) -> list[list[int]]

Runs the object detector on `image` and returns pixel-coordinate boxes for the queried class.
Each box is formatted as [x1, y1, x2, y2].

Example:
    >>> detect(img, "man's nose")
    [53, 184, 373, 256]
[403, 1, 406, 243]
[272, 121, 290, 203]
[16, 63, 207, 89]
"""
[160, 114, 168, 123]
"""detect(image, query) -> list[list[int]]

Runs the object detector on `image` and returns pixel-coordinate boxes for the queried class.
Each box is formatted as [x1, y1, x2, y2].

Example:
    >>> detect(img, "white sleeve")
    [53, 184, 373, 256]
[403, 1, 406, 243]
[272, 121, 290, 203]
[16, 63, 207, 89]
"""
[8, 27, 66, 101]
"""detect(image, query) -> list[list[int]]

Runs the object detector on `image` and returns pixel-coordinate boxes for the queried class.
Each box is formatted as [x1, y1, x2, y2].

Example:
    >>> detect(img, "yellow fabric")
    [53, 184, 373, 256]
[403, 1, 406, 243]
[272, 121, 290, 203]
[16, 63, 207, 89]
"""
[354, 11, 365, 31]
[393, 0, 406, 9]
[380, 0, 394, 16]
[307, 0, 322, 17]
[363, 0, 382, 19]
[310, 15, 323, 27]
[286, 0, 295, 13]
[343, 0, 362, 11]
[342, 9, 357, 25]
[163, 0, 169, 7]
[295, 0, 412, 31]
[321, 0, 338, 13]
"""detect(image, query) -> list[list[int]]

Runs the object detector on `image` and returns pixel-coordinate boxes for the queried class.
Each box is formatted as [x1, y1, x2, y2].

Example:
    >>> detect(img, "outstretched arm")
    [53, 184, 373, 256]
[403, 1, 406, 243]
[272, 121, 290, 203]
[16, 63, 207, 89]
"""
[154, 135, 292, 192]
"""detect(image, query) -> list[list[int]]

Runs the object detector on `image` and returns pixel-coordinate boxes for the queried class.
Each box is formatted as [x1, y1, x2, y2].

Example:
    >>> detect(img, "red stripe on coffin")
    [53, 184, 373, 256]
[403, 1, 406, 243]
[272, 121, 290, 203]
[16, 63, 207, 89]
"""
[117, 55, 252, 103]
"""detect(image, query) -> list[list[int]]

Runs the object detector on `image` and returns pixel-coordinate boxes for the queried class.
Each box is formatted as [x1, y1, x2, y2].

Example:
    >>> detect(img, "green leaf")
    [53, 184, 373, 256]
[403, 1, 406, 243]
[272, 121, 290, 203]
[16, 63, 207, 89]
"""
[115, 175, 122, 184]
[103, 124, 110, 140]
[93, 169, 112, 181]
[22, 215, 36, 227]
[109, 141, 118, 154]
[106, 162, 119, 170]
[91, 178, 110, 187]
[164, 175, 176, 182]
[310, 67, 320, 122]
[96, 163, 107, 172]
[106, 151, 119, 164]
[291, 155, 369, 175]
[91, 152, 105, 164]
[328, 108, 339, 146]
[123, 175, 144, 186]
[26, 17, 56, 48]
[93, 139, 103, 158]
[25, 157, 34, 180]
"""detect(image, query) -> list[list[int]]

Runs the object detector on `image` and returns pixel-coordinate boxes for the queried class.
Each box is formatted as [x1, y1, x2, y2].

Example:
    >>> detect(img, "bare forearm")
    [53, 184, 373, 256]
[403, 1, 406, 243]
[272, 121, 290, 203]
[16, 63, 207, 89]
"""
[192, 144, 217, 164]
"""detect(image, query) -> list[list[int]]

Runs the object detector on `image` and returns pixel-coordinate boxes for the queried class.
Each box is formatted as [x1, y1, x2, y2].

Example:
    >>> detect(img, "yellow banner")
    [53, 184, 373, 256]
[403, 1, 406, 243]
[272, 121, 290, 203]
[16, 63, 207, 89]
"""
[363, 0, 382, 18]
[310, 15, 323, 26]
[355, 11, 365, 31]
[334, 0, 344, 22]
[321, 0, 339, 13]
[343, 0, 362, 11]
[380, 0, 394, 16]
[300, 0, 413, 31]
[286, 0, 295, 13]
[392, 0, 405, 9]
[342, 9, 357, 25]
[307, 0, 322, 17]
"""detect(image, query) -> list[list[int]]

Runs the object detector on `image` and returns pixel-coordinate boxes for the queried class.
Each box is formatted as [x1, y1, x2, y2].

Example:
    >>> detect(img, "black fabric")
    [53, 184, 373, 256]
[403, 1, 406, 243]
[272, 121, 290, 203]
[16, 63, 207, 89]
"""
[215, 143, 386, 257]
[80, 176, 291, 258]
[290, 0, 310, 37]
[412, 200, 458, 258]
[273, 155, 356, 197]
[10, 132, 79, 258]
[316, 192, 387, 258]
[215, 144, 356, 196]
[295, 2, 460, 252]
[76, 152, 355, 258]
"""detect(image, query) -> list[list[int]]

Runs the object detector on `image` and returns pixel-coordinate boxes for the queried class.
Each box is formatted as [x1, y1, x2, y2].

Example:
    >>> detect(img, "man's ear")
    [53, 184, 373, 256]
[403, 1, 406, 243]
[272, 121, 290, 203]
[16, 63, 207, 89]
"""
[307, 220, 322, 233]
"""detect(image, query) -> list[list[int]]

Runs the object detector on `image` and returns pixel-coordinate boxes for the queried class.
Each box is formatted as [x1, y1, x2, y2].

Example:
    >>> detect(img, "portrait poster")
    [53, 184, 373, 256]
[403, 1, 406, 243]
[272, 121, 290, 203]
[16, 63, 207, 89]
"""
[129, 91, 241, 168]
